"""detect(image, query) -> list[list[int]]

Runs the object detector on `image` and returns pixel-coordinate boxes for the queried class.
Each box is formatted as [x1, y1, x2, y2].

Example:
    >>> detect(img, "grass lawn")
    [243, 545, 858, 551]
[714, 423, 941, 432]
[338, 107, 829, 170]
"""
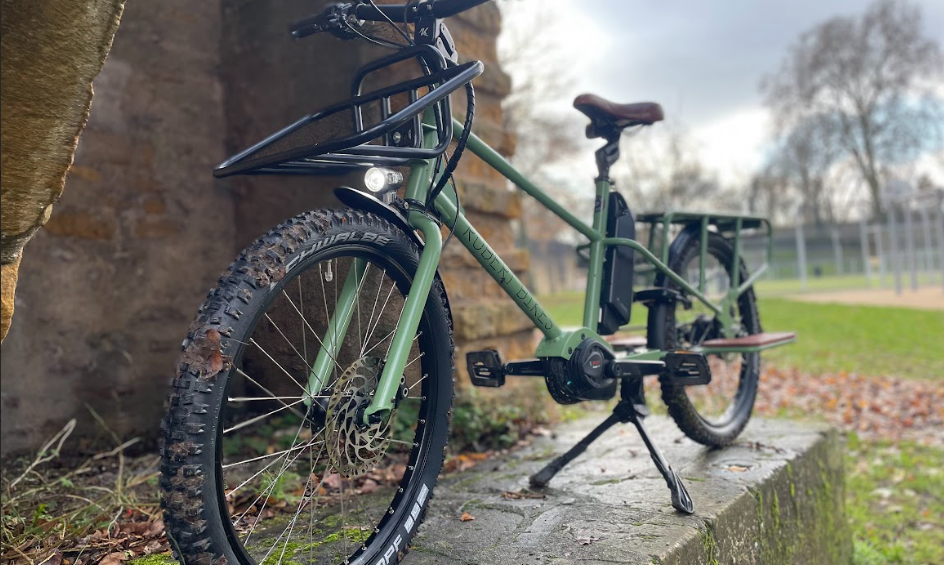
[538, 290, 944, 564]
[846, 437, 944, 565]
[759, 298, 944, 380]
[754, 274, 939, 296]
[538, 292, 944, 380]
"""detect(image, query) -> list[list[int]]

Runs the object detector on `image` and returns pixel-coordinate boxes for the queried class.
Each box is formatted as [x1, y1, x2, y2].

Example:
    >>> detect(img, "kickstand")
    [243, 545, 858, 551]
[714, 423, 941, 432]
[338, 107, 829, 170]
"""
[529, 378, 695, 514]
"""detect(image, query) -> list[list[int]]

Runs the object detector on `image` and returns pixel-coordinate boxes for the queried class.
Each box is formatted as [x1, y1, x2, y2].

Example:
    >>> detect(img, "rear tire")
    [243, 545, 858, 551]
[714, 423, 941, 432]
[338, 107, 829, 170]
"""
[160, 209, 454, 565]
[648, 227, 761, 447]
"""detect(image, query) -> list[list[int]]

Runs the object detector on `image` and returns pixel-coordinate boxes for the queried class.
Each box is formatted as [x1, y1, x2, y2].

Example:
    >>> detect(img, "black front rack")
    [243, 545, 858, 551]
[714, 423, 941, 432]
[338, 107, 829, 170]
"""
[215, 44, 483, 178]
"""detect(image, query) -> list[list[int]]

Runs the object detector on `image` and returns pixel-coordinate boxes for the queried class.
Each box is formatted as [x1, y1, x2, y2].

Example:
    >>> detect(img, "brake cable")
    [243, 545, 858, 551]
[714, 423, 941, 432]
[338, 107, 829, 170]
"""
[426, 77, 474, 210]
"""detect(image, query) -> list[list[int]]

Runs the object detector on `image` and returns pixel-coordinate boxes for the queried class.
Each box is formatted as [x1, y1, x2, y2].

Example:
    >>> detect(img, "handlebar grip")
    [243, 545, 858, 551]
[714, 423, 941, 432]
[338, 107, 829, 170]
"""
[290, 13, 325, 39]
[431, 0, 492, 18]
[353, 0, 492, 22]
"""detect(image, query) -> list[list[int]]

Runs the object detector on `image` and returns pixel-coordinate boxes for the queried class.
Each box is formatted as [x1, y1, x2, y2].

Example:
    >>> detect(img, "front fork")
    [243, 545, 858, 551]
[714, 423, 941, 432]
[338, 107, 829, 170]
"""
[305, 110, 444, 421]
[303, 213, 441, 422]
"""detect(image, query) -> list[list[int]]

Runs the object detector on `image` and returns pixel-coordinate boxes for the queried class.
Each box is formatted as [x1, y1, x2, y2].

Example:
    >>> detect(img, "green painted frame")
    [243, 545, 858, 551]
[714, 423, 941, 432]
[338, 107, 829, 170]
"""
[309, 110, 774, 421]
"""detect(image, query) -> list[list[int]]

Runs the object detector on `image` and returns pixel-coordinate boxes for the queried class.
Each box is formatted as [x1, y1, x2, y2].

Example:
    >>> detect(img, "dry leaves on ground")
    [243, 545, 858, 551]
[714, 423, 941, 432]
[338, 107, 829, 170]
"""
[754, 367, 944, 446]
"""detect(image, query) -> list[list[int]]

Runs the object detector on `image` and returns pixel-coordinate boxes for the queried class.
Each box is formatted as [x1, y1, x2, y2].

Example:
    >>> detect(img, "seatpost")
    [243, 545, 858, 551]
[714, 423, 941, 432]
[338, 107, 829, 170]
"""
[593, 127, 621, 182]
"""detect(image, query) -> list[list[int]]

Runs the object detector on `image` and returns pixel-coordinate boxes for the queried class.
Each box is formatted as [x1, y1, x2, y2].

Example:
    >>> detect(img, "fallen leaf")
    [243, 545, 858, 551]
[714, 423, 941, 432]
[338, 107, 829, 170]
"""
[323, 473, 343, 490]
[501, 489, 546, 500]
[98, 553, 127, 565]
[459, 512, 475, 522]
[727, 465, 750, 473]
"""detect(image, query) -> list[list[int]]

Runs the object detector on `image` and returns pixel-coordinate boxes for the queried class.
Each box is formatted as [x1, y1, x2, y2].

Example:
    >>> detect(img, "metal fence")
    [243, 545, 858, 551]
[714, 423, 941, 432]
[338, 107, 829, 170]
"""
[753, 189, 944, 294]
[524, 188, 944, 297]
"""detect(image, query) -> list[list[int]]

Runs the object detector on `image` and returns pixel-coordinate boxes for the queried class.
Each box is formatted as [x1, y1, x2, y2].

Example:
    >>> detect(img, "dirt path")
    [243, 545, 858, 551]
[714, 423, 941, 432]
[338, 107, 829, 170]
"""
[784, 285, 944, 310]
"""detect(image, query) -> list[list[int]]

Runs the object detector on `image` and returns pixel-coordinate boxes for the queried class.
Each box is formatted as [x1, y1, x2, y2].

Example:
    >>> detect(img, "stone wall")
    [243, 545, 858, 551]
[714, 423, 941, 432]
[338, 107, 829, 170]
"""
[443, 9, 536, 381]
[0, 1, 535, 455]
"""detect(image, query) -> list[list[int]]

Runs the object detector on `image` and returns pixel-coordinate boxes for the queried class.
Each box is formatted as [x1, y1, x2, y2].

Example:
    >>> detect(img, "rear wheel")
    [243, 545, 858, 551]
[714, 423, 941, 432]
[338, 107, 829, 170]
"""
[160, 210, 454, 565]
[648, 227, 761, 447]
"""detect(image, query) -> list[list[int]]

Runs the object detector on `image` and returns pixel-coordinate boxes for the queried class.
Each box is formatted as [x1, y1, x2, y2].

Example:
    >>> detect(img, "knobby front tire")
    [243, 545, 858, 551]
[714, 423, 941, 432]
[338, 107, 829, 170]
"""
[160, 209, 454, 565]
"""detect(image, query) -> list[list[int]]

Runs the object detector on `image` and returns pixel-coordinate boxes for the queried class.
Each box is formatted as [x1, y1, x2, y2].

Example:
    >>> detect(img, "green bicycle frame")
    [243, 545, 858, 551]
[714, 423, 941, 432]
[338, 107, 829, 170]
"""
[308, 110, 765, 422]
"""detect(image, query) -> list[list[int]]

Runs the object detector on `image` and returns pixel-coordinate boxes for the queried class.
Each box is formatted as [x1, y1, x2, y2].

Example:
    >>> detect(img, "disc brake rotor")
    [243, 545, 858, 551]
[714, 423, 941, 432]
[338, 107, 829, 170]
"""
[325, 357, 394, 477]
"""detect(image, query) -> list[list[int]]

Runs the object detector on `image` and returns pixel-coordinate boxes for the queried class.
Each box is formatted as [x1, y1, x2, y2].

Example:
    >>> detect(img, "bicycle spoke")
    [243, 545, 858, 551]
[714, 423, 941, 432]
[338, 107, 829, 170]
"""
[228, 396, 317, 402]
[224, 432, 323, 496]
[333, 258, 340, 388]
[408, 373, 428, 391]
[362, 279, 398, 356]
[236, 414, 312, 534]
[363, 328, 421, 359]
[222, 432, 323, 471]
[234, 368, 308, 420]
[386, 438, 418, 448]
[404, 351, 424, 370]
[223, 398, 306, 435]
[354, 263, 371, 355]
[280, 289, 345, 373]
[265, 312, 317, 374]
[340, 468, 348, 559]
[243, 425, 324, 545]
[247, 337, 309, 394]
[360, 269, 388, 356]
[299, 277, 309, 368]
[266, 471, 316, 565]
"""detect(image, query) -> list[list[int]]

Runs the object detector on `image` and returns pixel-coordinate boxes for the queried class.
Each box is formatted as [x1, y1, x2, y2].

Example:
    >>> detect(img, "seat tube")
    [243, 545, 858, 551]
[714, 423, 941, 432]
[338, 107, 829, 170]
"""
[582, 178, 611, 329]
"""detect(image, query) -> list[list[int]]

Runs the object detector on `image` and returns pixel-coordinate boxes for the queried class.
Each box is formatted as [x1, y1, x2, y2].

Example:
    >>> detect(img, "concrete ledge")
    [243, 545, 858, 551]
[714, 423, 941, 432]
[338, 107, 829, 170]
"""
[408, 416, 850, 565]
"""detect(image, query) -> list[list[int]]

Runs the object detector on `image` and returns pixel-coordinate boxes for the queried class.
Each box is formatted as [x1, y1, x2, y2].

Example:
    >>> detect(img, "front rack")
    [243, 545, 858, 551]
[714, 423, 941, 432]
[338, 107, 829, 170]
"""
[215, 44, 483, 178]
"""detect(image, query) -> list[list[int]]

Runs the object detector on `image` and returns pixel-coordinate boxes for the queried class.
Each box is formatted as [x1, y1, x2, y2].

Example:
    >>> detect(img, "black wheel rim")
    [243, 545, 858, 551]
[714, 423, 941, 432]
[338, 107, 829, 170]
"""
[671, 245, 760, 429]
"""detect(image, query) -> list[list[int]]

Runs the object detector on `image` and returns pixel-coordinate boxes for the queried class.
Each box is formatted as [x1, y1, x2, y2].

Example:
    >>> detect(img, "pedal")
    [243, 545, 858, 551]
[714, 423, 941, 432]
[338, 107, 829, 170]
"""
[466, 350, 505, 388]
[663, 351, 711, 385]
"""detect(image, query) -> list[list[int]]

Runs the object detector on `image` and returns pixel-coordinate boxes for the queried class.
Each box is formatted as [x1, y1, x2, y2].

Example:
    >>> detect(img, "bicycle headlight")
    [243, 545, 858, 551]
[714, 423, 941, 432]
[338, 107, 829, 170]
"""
[364, 167, 403, 193]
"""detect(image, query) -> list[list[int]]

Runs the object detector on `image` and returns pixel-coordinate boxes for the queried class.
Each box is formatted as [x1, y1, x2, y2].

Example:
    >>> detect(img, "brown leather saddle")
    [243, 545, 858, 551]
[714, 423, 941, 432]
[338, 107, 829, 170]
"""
[574, 93, 663, 138]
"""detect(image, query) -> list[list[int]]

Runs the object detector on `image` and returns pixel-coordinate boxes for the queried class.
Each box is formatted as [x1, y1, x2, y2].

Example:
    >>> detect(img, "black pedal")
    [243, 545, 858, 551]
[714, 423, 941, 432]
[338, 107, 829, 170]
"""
[663, 351, 711, 386]
[466, 350, 505, 388]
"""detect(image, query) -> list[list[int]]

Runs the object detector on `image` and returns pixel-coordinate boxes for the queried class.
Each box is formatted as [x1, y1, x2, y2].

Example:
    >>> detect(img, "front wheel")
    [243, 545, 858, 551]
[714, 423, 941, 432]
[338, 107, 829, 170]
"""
[160, 209, 454, 565]
[648, 227, 762, 447]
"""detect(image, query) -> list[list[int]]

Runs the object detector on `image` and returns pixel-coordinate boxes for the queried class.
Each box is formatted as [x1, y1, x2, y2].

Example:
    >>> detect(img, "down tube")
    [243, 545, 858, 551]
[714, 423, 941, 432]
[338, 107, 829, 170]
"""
[434, 196, 562, 341]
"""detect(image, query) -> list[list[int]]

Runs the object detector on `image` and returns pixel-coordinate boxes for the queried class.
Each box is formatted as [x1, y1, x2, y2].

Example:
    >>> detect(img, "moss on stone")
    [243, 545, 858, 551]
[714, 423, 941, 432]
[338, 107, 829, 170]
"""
[701, 521, 720, 565]
[127, 555, 177, 565]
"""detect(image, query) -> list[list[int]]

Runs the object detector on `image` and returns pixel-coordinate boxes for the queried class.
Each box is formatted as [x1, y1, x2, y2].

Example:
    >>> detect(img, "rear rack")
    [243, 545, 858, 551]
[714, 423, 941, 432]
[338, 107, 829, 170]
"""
[215, 44, 483, 178]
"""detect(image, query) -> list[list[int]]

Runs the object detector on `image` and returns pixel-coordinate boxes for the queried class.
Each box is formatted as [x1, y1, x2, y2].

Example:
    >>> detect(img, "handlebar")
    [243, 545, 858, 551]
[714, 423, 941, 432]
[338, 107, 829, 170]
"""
[290, 0, 492, 39]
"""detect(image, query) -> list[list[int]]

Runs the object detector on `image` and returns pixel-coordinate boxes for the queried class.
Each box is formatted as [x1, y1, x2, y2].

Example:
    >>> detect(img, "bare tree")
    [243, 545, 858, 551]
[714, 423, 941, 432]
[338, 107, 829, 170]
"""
[498, 2, 593, 243]
[748, 162, 793, 224]
[767, 115, 843, 225]
[760, 0, 944, 220]
[615, 121, 739, 214]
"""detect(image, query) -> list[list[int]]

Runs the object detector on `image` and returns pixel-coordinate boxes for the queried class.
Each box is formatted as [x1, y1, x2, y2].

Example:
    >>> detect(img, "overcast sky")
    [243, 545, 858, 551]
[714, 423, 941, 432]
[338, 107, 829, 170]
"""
[498, 0, 944, 185]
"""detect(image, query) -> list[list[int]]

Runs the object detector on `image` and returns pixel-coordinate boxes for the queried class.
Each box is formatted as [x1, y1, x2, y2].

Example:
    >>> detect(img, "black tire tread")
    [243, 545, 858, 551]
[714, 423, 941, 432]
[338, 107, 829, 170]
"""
[650, 228, 761, 447]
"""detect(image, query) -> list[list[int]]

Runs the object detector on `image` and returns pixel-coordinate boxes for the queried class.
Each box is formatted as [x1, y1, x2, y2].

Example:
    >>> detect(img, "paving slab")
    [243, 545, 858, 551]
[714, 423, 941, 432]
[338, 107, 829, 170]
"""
[407, 415, 850, 565]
